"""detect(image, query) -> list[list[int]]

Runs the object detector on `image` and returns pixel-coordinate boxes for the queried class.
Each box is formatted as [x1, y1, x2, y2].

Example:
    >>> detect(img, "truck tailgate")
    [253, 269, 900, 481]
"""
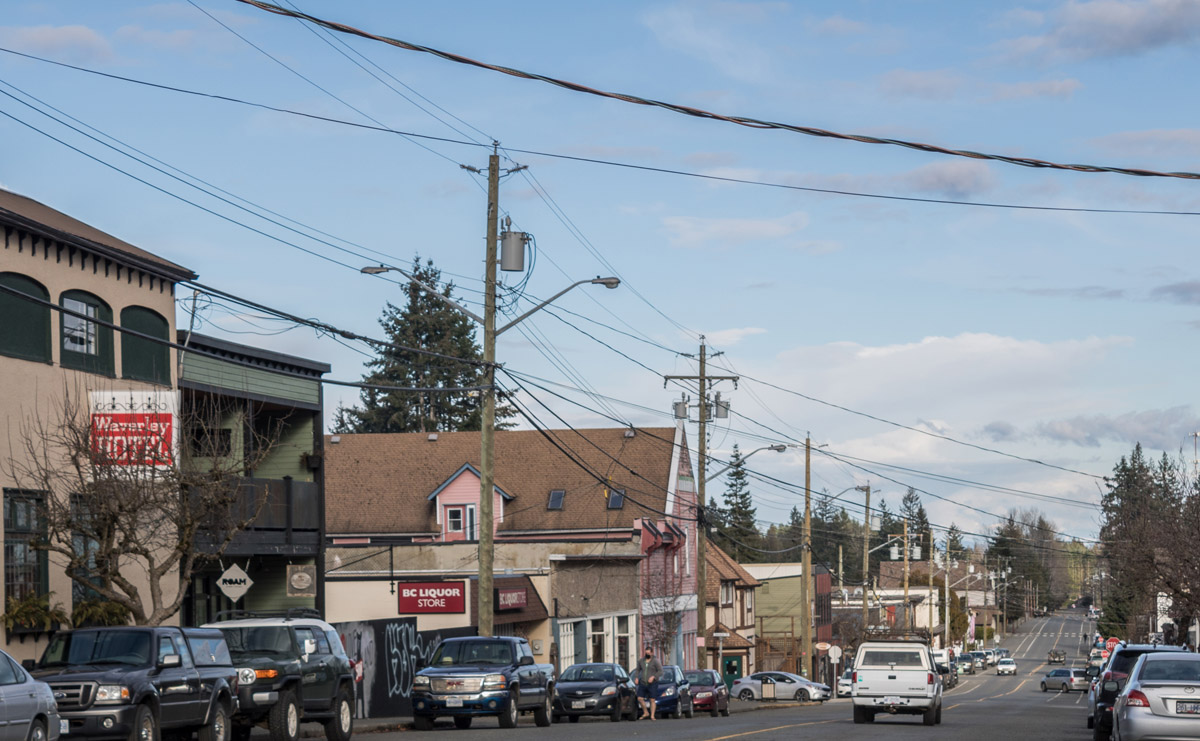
[857, 669, 929, 698]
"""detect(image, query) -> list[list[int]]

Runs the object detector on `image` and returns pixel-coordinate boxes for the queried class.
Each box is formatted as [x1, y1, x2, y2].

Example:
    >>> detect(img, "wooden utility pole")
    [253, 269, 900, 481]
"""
[928, 529, 935, 642]
[477, 146, 500, 637]
[801, 435, 813, 677]
[861, 485, 871, 637]
[903, 519, 910, 630]
[663, 338, 737, 670]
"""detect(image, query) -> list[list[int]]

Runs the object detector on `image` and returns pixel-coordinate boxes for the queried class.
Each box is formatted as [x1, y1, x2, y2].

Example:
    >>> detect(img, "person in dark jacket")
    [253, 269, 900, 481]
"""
[634, 647, 663, 720]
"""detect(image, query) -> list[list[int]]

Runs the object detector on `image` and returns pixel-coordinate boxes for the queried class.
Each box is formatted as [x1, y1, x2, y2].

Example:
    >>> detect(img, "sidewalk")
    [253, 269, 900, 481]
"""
[291, 697, 821, 736]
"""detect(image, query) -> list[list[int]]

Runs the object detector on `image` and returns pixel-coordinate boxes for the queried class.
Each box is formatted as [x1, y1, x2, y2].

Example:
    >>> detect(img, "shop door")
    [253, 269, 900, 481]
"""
[722, 656, 743, 690]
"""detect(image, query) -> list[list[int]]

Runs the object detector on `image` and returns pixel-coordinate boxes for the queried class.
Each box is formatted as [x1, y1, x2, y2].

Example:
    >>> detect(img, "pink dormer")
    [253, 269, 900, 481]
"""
[428, 463, 514, 542]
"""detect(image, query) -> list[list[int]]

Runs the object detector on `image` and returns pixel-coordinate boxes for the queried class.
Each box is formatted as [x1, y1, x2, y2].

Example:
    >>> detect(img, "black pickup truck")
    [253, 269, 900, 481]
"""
[29, 626, 237, 741]
[411, 636, 555, 730]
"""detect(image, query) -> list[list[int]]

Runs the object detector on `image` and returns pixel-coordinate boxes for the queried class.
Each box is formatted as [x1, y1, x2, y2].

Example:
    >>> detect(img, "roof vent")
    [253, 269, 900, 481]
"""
[330, 435, 341, 444]
[428, 433, 439, 442]
[624, 429, 636, 438]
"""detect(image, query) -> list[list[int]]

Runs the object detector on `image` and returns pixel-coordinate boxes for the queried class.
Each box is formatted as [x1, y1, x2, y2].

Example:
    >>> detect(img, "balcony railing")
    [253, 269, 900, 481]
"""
[198, 476, 320, 556]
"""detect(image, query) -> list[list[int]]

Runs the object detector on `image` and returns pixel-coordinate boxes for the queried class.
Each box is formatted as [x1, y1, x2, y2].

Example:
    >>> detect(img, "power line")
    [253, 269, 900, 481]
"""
[235, 0, 1200, 182]
[4, 47, 1198, 217]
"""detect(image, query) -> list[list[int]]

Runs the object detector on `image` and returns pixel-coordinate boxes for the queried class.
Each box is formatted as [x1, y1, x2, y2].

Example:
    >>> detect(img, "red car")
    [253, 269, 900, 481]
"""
[685, 669, 730, 717]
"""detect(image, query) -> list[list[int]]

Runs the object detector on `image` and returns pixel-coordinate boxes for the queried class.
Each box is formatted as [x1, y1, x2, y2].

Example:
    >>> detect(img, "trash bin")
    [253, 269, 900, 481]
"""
[761, 676, 776, 701]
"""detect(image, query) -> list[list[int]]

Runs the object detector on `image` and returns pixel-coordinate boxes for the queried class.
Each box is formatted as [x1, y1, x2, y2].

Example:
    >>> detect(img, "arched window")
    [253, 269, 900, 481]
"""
[0, 273, 51, 363]
[59, 290, 113, 376]
[120, 306, 170, 385]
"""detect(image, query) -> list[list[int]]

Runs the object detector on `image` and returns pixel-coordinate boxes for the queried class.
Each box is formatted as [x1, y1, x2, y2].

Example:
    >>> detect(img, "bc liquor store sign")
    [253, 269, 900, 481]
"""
[397, 582, 466, 614]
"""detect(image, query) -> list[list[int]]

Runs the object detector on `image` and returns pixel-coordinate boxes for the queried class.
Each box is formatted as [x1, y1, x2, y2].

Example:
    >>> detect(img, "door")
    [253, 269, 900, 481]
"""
[294, 626, 336, 712]
[154, 635, 201, 728]
[722, 656, 743, 690]
[0, 654, 36, 741]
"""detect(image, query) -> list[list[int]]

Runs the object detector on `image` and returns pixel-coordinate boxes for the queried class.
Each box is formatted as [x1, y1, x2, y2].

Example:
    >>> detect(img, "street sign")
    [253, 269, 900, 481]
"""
[1106, 637, 1120, 653]
[217, 564, 253, 602]
[828, 645, 843, 662]
[713, 632, 729, 639]
[815, 642, 831, 651]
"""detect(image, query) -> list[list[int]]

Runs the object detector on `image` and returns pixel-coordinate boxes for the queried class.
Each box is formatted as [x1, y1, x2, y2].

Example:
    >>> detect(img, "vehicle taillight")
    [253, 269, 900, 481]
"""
[1103, 671, 1112, 682]
[1126, 690, 1150, 708]
[928, 672, 934, 685]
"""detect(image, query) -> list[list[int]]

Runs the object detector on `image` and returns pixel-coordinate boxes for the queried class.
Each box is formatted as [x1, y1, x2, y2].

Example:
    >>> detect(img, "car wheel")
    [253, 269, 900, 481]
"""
[130, 704, 159, 741]
[322, 689, 353, 741]
[26, 720, 46, 741]
[710, 701, 720, 718]
[1094, 720, 1110, 741]
[499, 690, 519, 729]
[452, 717, 472, 730]
[684, 697, 694, 719]
[268, 691, 301, 741]
[1062, 683, 1070, 693]
[412, 715, 434, 731]
[611, 696, 623, 722]
[533, 687, 553, 727]
[1087, 714, 1094, 729]
[720, 702, 730, 717]
[936, 703, 943, 724]
[739, 689, 755, 701]
[199, 700, 232, 741]
[1041, 682, 1047, 692]
[795, 689, 810, 702]
[923, 704, 937, 726]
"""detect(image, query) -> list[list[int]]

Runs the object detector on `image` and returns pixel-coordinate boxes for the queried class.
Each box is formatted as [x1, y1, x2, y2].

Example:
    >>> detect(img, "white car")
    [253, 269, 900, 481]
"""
[996, 658, 1017, 676]
[837, 669, 853, 698]
[731, 671, 831, 702]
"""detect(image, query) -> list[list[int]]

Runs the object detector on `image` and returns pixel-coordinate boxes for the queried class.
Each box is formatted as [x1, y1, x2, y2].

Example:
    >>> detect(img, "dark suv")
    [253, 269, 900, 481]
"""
[30, 626, 236, 741]
[1091, 642, 1186, 741]
[205, 611, 354, 741]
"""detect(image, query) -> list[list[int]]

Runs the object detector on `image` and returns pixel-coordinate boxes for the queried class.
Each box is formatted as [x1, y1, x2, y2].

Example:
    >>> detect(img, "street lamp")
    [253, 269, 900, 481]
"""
[704, 444, 786, 482]
[359, 256, 618, 638]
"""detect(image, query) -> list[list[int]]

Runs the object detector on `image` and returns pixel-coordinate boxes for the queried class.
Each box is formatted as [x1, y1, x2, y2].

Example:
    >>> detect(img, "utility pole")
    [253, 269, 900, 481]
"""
[928, 529, 934, 643]
[903, 519, 910, 631]
[838, 545, 844, 595]
[664, 338, 737, 670]
[801, 434, 813, 677]
[478, 146, 500, 638]
[861, 484, 871, 638]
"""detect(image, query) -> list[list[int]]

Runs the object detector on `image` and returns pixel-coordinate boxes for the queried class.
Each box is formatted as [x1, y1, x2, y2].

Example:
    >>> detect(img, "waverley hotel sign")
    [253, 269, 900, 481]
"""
[398, 581, 466, 614]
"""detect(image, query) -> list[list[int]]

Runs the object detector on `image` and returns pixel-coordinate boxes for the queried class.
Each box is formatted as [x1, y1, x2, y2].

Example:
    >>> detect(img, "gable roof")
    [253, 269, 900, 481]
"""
[705, 542, 761, 600]
[427, 463, 514, 501]
[0, 188, 196, 282]
[325, 426, 685, 535]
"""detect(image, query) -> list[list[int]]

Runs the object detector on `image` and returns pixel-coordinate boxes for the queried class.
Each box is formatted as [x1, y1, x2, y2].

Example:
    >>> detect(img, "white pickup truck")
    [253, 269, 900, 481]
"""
[851, 640, 944, 725]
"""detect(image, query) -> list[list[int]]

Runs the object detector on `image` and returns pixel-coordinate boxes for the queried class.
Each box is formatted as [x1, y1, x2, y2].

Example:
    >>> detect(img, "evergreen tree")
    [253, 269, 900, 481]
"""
[718, 445, 760, 561]
[899, 487, 931, 552]
[334, 257, 513, 433]
[945, 523, 967, 563]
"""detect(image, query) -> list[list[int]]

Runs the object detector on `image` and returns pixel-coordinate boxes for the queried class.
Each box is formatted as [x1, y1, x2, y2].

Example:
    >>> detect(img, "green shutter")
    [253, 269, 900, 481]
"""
[121, 306, 170, 385]
[0, 273, 51, 362]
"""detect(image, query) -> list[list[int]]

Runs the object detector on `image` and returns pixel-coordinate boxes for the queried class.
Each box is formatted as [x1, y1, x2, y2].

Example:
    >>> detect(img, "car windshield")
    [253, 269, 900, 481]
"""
[1140, 660, 1200, 681]
[660, 667, 680, 683]
[686, 671, 715, 686]
[220, 627, 294, 659]
[560, 665, 614, 682]
[431, 641, 514, 666]
[1000, 659, 1015, 665]
[40, 630, 151, 667]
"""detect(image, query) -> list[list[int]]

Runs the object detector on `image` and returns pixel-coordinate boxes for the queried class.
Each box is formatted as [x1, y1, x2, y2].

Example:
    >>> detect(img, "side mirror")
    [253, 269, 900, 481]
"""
[1086, 667, 1099, 678]
[519, 655, 535, 666]
[939, 665, 950, 675]
[415, 658, 427, 670]
[21, 659, 35, 671]
[303, 639, 317, 657]
[158, 653, 182, 669]
[1103, 681, 1119, 693]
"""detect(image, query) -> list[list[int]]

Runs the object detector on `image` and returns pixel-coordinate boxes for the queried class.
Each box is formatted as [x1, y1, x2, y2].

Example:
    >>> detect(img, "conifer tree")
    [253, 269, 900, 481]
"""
[718, 444, 760, 562]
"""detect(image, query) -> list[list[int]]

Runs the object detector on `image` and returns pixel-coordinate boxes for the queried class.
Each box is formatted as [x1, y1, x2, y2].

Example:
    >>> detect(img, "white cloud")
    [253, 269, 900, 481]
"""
[660, 210, 809, 248]
[0, 24, 114, 63]
[1034, 407, 1199, 449]
[1000, 0, 1200, 62]
[705, 327, 768, 346]
[900, 160, 996, 199]
[878, 68, 962, 100]
[642, 2, 785, 82]
[992, 78, 1082, 100]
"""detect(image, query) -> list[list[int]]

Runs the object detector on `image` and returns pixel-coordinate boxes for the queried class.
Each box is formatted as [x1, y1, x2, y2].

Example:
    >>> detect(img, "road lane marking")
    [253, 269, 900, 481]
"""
[704, 719, 839, 740]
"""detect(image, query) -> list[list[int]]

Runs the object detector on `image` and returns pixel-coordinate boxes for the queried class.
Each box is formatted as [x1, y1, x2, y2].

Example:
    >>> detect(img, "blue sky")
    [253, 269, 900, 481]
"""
[2, 0, 1198, 548]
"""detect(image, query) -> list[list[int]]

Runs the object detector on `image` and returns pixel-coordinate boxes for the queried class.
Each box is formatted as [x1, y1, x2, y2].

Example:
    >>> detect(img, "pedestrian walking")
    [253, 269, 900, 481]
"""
[634, 646, 663, 720]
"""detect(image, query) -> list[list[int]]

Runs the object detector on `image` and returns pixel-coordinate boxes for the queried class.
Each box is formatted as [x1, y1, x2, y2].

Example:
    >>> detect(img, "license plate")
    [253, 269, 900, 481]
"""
[60, 720, 69, 736]
[571, 700, 586, 709]
[1178, 702, 1200, 714]
[445, 696, 463, 708]
[883, 696, 902, 705]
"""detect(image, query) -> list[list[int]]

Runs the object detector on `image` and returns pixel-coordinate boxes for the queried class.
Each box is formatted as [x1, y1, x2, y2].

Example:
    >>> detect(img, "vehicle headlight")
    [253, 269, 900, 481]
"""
[695, 691, 712, 699]
[95, 685, 130, 704]
[238, 668, 257, 686]
[483, 674, 506, 689]
[601, 686, 616, 696]
[413, 675, 431, 688]
[661, 686, 675, 697]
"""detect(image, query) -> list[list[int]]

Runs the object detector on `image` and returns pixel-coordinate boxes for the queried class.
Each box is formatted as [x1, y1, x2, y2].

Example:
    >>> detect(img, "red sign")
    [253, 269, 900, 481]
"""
[91, 412, 174, 466]
[1106, 637, 1120, 653]
[496, 587, 527, 611]
[398, 582, 466, 614]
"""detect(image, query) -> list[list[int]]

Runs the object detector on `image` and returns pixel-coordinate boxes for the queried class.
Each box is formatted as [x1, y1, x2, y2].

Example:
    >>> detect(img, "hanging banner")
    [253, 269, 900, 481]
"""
[90, 391, 178, 466]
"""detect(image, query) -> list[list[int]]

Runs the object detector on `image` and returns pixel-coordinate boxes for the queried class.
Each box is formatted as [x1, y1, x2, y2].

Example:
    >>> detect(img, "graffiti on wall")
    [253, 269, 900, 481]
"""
[334, 616, 474, 718]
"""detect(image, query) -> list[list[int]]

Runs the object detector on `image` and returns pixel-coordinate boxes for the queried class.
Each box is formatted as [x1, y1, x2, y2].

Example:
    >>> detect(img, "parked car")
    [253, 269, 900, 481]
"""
[552, 662, 635, 723]
[731, 671, 831, 702]
[32, 626, 236, 741]
[1041, 667, 1089, 692]
[957, 658, 975, 675]
[996, 648, 1011, 659]
[409, 636, 554, 730]
[0, 646, 60, 741]
[968, 651, 986, 669]
[1047, 650, 1066, 664]
[1111, 652, 1200, 741]
[982, 649, 997, 665]
[937, 664, 958, 689]
[996, 658, 1017, 676]
[206, 610, 356, 741]
[1089, 642, 1186, 740]
[633, 665, 692, 719]
[837, 669, 854, 697]
[684, 669, 730, 717]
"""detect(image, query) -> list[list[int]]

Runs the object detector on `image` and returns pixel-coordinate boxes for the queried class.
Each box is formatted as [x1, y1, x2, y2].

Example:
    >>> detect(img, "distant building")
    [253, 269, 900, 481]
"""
[704, 544, 759, 682]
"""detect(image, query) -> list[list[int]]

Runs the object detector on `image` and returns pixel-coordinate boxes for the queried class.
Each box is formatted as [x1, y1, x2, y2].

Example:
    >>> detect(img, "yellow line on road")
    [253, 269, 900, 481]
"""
[1003, 679, 1028, 696]
[704, 719, 839, 740]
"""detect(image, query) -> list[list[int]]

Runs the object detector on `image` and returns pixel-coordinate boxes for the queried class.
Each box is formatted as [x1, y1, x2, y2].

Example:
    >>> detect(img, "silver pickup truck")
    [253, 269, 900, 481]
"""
[851, 640, 944, 726]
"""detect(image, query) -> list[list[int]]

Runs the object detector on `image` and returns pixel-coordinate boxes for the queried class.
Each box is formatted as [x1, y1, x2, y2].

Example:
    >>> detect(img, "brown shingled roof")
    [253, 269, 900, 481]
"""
[705, 543, 761, 600]
[0, 188, 195, 281]
[324, 427, 684, 535]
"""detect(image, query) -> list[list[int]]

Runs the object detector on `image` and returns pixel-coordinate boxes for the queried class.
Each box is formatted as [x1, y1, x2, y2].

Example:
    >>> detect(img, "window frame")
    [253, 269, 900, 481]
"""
[446, 507, 464, 533]
[606, 489, 625, 510]
[547, 489, 565, 510]
[59, 290, 114, 376]
[4, 489, 49, 604]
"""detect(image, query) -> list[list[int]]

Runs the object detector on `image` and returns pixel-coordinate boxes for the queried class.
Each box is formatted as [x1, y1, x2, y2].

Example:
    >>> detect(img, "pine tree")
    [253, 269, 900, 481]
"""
[718, 445, 760, 562]
[333, 257, 513, 433]
[945, 523, 967, 562]
[900, 487, 931, 550]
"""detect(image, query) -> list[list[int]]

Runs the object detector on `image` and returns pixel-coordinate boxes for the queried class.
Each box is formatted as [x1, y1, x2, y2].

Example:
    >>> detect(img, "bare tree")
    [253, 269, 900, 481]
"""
[4, 386, 275, 625]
